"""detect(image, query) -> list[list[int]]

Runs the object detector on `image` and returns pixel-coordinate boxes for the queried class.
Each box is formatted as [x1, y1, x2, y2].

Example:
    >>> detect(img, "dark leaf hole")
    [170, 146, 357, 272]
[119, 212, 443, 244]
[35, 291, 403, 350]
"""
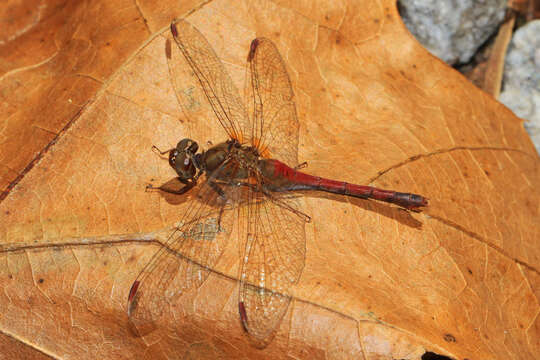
[422, 352, 454, 360]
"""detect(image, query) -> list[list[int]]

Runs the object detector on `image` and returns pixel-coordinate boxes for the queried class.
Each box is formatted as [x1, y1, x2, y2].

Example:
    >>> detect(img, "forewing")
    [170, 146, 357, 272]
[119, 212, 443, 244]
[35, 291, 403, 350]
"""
[245, 38, 299, 166]
[237, 170, 306, 345]
[127, 160, 241, 335]
[169, 20, 249, 142]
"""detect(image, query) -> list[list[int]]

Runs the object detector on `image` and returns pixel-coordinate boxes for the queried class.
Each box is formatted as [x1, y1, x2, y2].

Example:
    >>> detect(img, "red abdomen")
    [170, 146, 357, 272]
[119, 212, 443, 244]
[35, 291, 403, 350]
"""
[260, 159, 427, 210]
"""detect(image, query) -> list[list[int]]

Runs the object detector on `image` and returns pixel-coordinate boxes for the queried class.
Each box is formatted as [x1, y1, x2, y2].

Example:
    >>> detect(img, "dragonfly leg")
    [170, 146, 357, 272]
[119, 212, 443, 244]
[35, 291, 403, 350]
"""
[294, 161, 308, 170]
[208, 181, 226, 199]
[151, 145, 174, 157]
[216, 202, 227, 229]
[261, 187, 311, 223]
[146, 177, 196, 195]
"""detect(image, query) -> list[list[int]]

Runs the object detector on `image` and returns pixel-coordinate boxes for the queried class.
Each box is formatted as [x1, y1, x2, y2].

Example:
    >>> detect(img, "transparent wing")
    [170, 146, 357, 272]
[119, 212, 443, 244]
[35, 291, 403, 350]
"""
[245, 38, 299, 166]
[127, 160, 242, 335]
[169, 20, 249, 142]
[237, 169, 306, 346]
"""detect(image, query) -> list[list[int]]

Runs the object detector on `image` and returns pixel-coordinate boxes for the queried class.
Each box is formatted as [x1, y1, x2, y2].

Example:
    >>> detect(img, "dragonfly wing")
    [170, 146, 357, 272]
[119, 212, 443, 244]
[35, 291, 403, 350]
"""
[245, 38, 299, 166]
[127, 160, 242, 336]
[237, 170, 306, 345]
[169, 20, 249, 142]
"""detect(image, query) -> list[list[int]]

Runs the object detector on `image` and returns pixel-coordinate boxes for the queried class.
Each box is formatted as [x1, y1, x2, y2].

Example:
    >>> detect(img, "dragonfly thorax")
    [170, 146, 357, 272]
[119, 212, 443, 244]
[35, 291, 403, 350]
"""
[230, 144, 260, 166]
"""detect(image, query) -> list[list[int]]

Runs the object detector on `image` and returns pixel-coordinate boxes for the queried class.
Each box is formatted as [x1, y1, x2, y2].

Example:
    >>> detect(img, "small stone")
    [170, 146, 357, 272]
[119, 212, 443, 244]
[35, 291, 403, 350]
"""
[499, 20, 540, 153]
[399, 0, 507, 64]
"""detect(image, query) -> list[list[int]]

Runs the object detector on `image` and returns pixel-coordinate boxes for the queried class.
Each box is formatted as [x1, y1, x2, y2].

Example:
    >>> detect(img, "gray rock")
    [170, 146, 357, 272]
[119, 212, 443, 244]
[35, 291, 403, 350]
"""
[399, 0, 507, 64]
[499, 20, 540, 154]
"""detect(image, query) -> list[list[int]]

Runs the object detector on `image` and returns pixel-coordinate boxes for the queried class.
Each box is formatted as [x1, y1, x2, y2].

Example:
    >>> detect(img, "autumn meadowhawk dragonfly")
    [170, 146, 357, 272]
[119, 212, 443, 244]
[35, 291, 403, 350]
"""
[127, 19, 428, 346]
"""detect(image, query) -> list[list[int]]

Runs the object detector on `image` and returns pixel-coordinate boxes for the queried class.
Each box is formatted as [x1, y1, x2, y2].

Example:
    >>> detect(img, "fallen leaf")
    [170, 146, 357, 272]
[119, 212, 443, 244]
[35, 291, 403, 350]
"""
[0, 0, 538, 359]
[465, 10, 515, 98]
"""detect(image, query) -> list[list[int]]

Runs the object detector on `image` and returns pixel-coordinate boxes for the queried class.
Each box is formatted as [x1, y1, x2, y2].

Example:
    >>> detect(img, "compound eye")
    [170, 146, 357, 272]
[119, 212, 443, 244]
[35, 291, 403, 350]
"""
[168, 150, 179, 168]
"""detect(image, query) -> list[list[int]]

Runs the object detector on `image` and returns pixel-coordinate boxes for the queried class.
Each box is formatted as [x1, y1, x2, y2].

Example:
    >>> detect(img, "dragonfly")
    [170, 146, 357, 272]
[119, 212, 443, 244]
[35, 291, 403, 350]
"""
[127, 19, 428, 347]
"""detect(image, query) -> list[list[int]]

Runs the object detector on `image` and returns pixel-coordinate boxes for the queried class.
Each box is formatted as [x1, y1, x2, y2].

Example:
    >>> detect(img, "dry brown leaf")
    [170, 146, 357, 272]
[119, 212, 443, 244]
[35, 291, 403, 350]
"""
[508, 0, 529, 13]
[476, 11, 516, 97]
[508, 0, 540, 20]
[0, 0, 539, 359]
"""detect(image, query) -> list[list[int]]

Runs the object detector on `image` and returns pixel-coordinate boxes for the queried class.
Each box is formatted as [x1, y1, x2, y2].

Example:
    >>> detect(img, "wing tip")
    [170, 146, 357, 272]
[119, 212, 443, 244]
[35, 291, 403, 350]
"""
[170, 22, 178, 38]
[165, 38, 172, 59]
[247, 38, 260, 62]
[238, 301, 249, 332]
[127, 280, 140, 316]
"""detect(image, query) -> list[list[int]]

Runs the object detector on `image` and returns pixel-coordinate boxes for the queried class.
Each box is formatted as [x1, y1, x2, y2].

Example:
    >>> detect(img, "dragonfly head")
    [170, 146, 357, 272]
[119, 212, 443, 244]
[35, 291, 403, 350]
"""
[170, 138, 199, 180]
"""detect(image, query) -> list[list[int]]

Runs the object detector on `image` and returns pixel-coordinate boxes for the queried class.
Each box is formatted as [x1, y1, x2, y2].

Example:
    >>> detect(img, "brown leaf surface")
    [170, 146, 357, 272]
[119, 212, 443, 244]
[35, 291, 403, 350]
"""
[1, 0, 539, 359]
